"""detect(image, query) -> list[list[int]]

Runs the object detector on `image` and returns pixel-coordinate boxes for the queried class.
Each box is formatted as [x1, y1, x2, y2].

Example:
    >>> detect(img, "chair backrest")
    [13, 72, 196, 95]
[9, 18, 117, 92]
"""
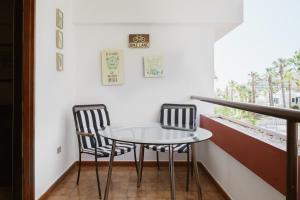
[72, 104, 111, 149]
[73, 104, 110, 133]
[160, 103, 197, 130]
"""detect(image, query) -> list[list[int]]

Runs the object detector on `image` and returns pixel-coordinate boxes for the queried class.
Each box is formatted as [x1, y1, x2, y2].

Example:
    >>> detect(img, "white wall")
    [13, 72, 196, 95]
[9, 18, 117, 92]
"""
[35, 0, 76, 198]
[199, 141, 285, 200]
[74, 24, 215, 161]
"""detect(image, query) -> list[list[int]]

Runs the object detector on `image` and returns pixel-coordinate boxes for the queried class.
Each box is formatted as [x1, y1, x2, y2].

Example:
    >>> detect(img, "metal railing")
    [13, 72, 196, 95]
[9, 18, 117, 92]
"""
[191, 95, 300, 200]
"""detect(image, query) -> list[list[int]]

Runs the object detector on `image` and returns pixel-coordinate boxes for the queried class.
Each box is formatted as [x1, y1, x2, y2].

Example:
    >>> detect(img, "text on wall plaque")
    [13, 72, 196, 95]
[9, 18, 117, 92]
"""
[128, 34, 150, 48]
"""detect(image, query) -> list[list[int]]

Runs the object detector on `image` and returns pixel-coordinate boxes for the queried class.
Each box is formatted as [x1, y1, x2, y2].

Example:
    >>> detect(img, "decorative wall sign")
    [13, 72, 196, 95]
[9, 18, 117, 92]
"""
[56, 30, 63, 49]
[101, 49, 124, 85]
[143, 55, 164, 78]
[56, 53, 63, 71]
[56, 9, 63, 29]
[128, 34, 150, 48]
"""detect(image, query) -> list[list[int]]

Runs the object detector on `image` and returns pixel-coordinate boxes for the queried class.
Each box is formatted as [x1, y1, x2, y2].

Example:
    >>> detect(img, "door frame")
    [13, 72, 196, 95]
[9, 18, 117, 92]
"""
[23, 0, 35, 199]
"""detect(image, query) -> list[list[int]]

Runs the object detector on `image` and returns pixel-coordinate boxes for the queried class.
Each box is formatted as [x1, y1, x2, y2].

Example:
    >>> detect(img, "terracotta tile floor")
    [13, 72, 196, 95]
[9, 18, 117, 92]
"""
[46, 165, 226, 200]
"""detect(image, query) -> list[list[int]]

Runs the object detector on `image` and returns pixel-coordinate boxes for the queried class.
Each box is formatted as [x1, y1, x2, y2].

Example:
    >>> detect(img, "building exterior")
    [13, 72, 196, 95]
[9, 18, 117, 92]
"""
[273, 91, 300, 107]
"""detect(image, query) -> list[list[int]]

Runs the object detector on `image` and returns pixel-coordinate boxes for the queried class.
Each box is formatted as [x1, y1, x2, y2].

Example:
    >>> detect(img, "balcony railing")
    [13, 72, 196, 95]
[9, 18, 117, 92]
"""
[191, 95, 300, 200]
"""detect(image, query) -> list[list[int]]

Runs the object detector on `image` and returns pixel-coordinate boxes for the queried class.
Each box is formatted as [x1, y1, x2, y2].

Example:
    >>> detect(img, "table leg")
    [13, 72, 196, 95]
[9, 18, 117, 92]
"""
[168, 145, 176, 200]
[137, 144, 144, 187]
[104, 140, 116, 200]
[192, 143, 203, 200]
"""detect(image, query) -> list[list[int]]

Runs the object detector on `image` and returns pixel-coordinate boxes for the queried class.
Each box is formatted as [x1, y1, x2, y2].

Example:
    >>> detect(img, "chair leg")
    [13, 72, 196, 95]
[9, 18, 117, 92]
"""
[134, 144, 138, 176]
[168, 145, 176, 200]
[104, 140, 116, 200]
[76, 152, 82, 185]
[137, 144, 145, 187]
[186, 147, 190, 192]
[192, 143, 203, 200]
[95, 154, 102, 199]
[156, 151, 160, 170]
[141, 147, 144, 183]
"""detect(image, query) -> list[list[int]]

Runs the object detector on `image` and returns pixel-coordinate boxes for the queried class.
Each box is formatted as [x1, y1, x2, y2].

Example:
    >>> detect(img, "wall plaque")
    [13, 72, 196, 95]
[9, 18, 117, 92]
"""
[144, 55, 164, 78]
[128, 34, 150, 48]
[101, 49, 124, 86]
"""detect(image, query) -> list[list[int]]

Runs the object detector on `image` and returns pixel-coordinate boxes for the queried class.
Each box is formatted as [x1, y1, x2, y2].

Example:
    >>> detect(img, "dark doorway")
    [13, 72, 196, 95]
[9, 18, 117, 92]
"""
[0, 0, 34, 199]
[0, 0, 15, 198]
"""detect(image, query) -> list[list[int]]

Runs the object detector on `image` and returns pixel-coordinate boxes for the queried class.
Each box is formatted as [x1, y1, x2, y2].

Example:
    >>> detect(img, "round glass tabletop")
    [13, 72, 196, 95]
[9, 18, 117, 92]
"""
[98, 122, 212, 145]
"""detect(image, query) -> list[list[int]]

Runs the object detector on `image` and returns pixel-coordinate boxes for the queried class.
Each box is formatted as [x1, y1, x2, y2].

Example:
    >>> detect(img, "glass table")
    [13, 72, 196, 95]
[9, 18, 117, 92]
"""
[98, 123, 212, 200]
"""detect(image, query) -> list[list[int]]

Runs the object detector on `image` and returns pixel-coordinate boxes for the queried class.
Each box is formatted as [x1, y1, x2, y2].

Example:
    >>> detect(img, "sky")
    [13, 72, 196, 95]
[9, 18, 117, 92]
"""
[214, 0, 300, 89]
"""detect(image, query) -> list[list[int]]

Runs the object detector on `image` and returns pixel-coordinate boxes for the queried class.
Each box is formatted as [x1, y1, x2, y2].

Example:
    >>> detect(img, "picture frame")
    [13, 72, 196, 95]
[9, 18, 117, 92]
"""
[56, 53, 63, 71]
[56, 9, 63, 29]
[101, 49, 124, 85]
[56, 30, 63, 49]
[143, 55, 164, 78]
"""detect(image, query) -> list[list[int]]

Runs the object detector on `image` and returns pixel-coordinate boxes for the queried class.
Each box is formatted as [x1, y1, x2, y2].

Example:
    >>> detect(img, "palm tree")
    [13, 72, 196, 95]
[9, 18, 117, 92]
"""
[248, 72, 259, 103]
[289, 51, 300, 91]
[228, 81, 237, 101]
[216, 88, 226, 99]
[235, 84, 243, 102]
[290, 50, 300, 70]
[225, 86, 229, 100]
[242, 85, 251, 103]
[273, 58, 288, 107]
[236, 84, 250, 102]
[265, 67, 276, 106]
[283, 68, 295, 108]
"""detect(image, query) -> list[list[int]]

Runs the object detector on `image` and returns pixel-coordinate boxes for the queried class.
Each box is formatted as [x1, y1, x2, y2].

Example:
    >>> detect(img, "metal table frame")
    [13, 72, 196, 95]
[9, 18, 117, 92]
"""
[103, 141, 205, 200]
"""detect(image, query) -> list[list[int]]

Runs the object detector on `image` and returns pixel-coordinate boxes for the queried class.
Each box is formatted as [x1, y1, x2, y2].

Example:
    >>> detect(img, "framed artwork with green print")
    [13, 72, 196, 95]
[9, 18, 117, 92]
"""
[101, 49, 124, 85]
[143, 55, 164, 78]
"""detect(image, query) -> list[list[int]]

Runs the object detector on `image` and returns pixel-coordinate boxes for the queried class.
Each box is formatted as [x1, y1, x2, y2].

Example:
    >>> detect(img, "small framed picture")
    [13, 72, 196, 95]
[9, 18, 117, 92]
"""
[101, 49, 124, 85]
[56, 30, 63, 49]
[56, 53, 63, 71]
[144, 55, 164, 78]
[56, 9, 63, 29]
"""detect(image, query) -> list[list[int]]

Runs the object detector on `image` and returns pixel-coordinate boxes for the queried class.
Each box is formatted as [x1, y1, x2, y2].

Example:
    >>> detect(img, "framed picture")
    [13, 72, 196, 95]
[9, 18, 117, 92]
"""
[56, 53, 63, 71]
[101, 49, 124, 85]
[56, 30, 63, 49]
[56, 9, 63, 29]
[143, 55, 164, 78]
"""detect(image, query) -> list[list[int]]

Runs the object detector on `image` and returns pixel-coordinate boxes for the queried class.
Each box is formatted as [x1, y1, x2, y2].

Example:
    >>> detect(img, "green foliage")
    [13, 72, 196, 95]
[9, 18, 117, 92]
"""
[291, 105, 299, 110]
[215, 49, 300, 125]
[214, 106, 258, 125]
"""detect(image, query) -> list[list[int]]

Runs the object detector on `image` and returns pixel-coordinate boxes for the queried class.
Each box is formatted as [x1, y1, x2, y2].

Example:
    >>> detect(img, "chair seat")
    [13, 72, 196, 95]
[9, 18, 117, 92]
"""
[145, 143, 189, 153]
[82, 142, 135, 157]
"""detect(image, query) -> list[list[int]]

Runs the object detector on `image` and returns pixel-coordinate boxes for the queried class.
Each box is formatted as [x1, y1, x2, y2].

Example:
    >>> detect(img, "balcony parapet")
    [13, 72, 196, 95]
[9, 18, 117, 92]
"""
[200, 114, 299, 198]
[210, 115, 299, 153]
[192, 95, 299, 200]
